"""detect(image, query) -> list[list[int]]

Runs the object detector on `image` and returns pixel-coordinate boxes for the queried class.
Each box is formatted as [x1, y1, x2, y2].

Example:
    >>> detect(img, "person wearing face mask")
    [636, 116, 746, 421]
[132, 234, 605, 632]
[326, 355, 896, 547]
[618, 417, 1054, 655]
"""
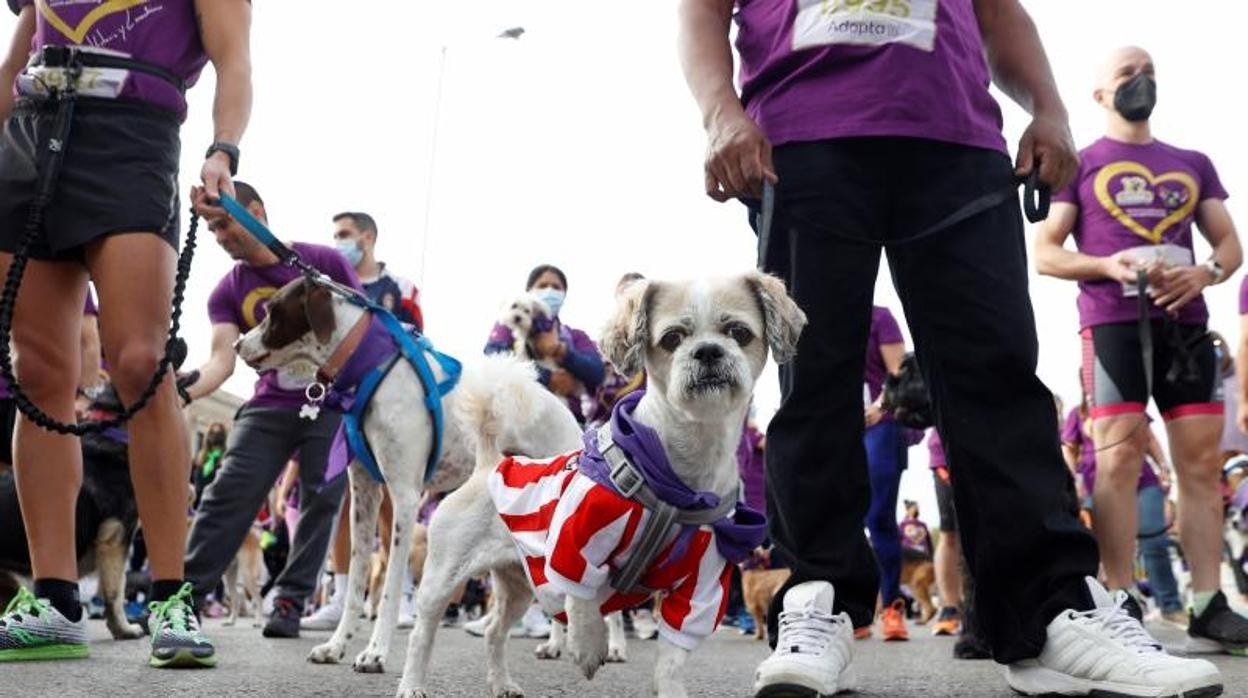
[331, 211, 423, 331]
[1035, 46, 1247, 654]
[484, 264, 605, 425]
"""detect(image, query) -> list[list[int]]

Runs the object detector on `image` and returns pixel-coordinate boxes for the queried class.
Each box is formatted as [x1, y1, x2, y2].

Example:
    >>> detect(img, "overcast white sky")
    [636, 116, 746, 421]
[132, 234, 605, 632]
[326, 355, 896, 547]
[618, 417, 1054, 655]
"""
[3, 1, 1245, 519]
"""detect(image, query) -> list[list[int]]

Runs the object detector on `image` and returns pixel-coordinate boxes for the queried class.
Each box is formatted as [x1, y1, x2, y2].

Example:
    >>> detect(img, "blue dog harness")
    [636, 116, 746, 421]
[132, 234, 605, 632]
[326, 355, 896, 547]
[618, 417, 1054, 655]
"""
[220, 194, 462, 484]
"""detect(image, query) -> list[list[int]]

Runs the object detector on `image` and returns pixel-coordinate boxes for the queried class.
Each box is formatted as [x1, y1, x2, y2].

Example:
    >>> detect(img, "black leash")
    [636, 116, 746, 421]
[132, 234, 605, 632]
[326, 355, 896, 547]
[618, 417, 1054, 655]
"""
[0, 48, 197, 436]
[757, 170, 1050, 265]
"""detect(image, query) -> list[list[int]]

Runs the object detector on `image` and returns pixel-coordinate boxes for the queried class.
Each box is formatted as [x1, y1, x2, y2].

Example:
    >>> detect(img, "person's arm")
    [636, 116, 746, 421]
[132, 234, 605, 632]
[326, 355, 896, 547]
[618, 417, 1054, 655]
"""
[194, 0, 253, 199]
[184, 323, 241, 402]
[1152, 199, 1243, 315]
[79, 313, 103, 394]
[0, 5, 34, 122]
[865, 341, 905, 426]
[972, 0, 1077, 189]
[677, 0, 775, 201]
[273, 460, 298, 520]
[557, 331, 605, 392]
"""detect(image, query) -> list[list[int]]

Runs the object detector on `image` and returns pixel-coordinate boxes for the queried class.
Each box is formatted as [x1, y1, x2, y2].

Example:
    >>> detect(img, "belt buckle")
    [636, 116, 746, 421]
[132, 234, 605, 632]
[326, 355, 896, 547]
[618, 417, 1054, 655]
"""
[609, 454, 644, 499]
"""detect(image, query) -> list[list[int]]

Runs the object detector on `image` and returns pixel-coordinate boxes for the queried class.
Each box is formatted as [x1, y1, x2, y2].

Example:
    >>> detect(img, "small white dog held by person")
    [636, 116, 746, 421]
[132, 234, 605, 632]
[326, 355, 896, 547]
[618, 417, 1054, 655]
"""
[395, 271, 806, 698]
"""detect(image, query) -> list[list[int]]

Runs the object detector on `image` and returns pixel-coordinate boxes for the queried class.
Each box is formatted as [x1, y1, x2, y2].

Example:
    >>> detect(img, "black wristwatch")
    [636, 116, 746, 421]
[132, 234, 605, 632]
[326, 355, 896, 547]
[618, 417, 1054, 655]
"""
[205, 142, 240, 176]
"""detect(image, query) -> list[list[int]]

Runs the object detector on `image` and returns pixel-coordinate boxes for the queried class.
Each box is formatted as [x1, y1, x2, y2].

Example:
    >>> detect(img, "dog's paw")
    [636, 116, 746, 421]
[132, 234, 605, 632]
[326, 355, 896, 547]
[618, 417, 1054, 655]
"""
[222, 618, 236, 627]
[489, 680, 525, 698]
[107, 620, 145, 640]
[534, 639, 562, 660]
[307, 641, 346, 664]
[352, 647, 386, 674]
[569, 640, 607, 680]
[605, 644, 627, 663]
[394, 685, 428, 698]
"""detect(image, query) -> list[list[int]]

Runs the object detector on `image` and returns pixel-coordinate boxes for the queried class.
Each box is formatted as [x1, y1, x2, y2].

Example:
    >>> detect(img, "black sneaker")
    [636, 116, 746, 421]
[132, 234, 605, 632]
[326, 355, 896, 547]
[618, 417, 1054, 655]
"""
[1122, 592, 1145, 623]
[262, 597, 302, 639]
[1186, 590, 1248, 656]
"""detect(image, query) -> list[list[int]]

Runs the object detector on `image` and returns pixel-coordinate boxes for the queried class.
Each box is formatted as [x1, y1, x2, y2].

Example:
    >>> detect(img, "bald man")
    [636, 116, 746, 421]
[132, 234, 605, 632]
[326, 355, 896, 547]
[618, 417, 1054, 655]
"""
[1036, 46, 1247, 654]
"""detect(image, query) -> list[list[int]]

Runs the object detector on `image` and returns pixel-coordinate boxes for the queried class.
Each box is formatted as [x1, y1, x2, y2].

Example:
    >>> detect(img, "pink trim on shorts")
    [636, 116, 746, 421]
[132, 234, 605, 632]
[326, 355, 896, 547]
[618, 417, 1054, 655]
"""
[1162, 403, 1224, 421]
[1089, 402, 1147, 419]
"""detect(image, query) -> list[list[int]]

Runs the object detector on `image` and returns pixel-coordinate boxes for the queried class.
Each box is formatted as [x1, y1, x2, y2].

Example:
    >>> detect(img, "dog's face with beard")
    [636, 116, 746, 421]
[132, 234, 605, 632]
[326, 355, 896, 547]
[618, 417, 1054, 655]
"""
[600, 272, 806, 421]
[235, 276, 345, 385]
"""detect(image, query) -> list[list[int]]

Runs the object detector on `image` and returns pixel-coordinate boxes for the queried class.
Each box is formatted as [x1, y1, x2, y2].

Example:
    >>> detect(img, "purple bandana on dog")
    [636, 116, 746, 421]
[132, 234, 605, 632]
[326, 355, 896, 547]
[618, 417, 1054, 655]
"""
[577, 390, 767, 564]
[320, 316, 400, 487]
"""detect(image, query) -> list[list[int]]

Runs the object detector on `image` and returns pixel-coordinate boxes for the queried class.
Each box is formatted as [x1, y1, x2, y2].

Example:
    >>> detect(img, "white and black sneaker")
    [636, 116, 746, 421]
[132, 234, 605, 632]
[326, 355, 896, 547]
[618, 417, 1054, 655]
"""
[753, 581, 854, 697]
[1006, 577, 1222, 697]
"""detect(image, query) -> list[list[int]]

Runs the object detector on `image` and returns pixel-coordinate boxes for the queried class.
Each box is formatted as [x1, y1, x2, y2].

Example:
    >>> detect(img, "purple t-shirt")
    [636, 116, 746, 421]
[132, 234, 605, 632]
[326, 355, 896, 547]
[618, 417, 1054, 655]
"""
[864, 306, 903, 402]
[1055, 138, 1228, 329]
[927, 429, 945, 470]
[736, 421, 767, 515]
[9, 0, 209, 120]
[1060, 407, 1159, 493]
[734, 0, 1005, 152]
[208, 243, 362, 410]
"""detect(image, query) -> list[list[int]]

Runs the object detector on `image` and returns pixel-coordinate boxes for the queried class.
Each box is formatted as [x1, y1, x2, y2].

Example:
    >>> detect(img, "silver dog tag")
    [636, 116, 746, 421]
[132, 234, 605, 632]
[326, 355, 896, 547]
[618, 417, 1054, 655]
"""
[301, 382, 327, 421]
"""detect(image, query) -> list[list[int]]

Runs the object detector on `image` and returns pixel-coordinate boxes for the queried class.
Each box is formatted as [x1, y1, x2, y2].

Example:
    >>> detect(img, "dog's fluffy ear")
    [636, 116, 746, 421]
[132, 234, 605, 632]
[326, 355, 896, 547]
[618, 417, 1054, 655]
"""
[305, 282, 337, 345]
[600, 280, 655, 377]
[745, 271, 806, 364]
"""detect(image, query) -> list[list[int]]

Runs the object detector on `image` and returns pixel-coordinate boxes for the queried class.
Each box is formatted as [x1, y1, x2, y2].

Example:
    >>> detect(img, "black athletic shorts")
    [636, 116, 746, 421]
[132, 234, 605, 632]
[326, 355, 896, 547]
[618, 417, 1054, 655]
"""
[0, 97, 181, 261]
[932, 465, 956, 533]
[1081, 320, 1222, 421]
[0, 397, 14, 465]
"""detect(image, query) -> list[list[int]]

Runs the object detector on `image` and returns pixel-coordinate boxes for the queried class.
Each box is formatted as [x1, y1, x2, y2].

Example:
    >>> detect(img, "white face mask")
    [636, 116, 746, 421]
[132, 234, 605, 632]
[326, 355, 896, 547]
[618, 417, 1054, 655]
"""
[335, 240, 363, 266]
[532, 288, 566, 317]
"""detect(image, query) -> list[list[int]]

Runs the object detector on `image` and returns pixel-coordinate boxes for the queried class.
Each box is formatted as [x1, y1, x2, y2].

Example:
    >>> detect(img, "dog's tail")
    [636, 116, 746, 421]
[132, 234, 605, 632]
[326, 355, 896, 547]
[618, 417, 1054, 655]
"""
[453, 354, 583, 470]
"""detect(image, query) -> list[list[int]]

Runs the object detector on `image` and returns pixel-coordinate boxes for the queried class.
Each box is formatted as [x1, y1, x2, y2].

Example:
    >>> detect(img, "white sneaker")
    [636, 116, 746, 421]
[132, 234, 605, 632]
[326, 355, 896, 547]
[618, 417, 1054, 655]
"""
[633, 609, 659, 641]
[1006, 577, 1222, 697]
[397, 592, 417, 630]
[300, 597, 344, 630]
[753, 581, 854, 697]
[463, 612, 492, 637]
[516, 604, 551, 639]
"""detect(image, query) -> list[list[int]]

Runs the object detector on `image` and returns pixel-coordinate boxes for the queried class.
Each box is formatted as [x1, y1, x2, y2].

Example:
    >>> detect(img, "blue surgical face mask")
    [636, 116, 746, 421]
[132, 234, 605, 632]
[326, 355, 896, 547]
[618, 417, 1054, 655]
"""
[335, 240, 363, 267]
[532, 287, 566, 317]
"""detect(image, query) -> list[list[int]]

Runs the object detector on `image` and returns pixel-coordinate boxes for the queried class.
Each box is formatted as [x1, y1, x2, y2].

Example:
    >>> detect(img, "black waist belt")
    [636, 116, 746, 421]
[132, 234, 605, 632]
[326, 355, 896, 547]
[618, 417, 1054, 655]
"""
[31, 45, 186, 94]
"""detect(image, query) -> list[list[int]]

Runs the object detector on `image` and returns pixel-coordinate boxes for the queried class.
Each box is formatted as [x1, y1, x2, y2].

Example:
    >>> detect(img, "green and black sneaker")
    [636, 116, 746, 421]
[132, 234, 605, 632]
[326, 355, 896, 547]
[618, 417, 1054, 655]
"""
[148, 583, 215, 668]
[0, 587, 89, 662]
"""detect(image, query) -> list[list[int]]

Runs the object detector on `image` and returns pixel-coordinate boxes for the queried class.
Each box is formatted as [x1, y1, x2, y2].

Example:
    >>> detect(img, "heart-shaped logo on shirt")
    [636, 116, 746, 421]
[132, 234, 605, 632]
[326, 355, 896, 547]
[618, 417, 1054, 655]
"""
[1093, 160, 1198, 244]
[38, 0, 149, 44]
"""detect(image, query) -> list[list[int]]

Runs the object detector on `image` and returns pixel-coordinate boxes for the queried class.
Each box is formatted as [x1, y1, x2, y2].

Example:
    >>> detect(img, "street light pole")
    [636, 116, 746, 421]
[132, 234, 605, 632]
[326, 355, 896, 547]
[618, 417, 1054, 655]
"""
[417, 28, 525, 286]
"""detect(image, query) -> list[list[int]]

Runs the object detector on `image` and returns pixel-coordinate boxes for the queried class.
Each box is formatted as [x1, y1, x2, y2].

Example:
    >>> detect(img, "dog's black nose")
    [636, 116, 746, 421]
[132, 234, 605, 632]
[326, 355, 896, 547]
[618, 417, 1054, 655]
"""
[693, 343, 725, 365]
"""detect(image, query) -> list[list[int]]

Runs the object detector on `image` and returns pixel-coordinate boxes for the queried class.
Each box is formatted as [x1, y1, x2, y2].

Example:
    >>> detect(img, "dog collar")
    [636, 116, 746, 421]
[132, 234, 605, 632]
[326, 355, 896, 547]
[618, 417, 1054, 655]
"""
[316, 312, 374, 386]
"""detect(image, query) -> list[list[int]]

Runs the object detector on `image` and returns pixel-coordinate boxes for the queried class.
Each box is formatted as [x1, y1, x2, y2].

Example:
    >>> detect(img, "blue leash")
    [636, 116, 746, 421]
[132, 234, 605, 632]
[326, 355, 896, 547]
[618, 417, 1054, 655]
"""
[219, 194, 462, 483]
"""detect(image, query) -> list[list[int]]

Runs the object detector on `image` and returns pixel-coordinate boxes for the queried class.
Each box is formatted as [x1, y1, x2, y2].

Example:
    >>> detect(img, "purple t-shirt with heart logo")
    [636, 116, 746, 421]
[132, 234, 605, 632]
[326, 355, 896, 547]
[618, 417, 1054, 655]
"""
[207, 243, 362, 410]
[734, 0, 1005, 152]
[8, 0, 208, 121]
[1054, 138, 1228, 330]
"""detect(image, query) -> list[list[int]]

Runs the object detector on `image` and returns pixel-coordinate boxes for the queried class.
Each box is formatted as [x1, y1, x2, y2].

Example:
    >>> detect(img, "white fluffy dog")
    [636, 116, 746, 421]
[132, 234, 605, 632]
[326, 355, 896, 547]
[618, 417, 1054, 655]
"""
[234, 277, 578, 675]
[396, 271, 805, 698]
[496, 293, 559, 372]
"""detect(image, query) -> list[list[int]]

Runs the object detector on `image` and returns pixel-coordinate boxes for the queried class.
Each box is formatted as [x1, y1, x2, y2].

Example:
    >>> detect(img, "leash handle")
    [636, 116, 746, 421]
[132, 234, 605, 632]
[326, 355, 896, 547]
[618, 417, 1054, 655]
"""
[1021, 170, 1051, 223]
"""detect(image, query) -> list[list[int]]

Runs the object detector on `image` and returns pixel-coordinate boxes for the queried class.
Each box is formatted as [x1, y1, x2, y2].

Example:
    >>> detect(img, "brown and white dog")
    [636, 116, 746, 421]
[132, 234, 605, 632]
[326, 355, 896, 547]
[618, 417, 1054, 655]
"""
[234, 277, 572, 675]
[395, 272, 805, 698]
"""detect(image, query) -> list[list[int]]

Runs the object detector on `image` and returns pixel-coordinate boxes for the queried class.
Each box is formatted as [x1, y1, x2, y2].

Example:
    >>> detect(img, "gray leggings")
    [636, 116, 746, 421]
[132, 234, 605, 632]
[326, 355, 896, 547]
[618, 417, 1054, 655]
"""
[185, 405, 346, 606]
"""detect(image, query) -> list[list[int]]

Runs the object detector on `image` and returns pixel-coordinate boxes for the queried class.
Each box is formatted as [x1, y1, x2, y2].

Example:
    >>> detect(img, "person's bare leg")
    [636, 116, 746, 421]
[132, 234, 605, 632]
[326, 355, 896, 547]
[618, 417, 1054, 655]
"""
[86, 234, 188, 584]
[1167, 415, 1225, 593]
[934, 532, 962, 609]
[1090, 414, 1147, 591]
[2, 254, 89, 584]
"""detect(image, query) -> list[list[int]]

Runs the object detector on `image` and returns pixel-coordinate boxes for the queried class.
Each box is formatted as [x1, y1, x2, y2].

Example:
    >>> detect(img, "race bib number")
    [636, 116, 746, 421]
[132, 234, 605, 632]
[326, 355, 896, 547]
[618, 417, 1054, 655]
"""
[793, 0, 939, 52]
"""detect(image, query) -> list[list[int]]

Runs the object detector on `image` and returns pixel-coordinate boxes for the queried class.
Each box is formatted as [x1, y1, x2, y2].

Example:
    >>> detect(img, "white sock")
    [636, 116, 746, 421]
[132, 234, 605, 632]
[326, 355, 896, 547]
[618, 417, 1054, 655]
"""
[331, 573, 349, 605]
